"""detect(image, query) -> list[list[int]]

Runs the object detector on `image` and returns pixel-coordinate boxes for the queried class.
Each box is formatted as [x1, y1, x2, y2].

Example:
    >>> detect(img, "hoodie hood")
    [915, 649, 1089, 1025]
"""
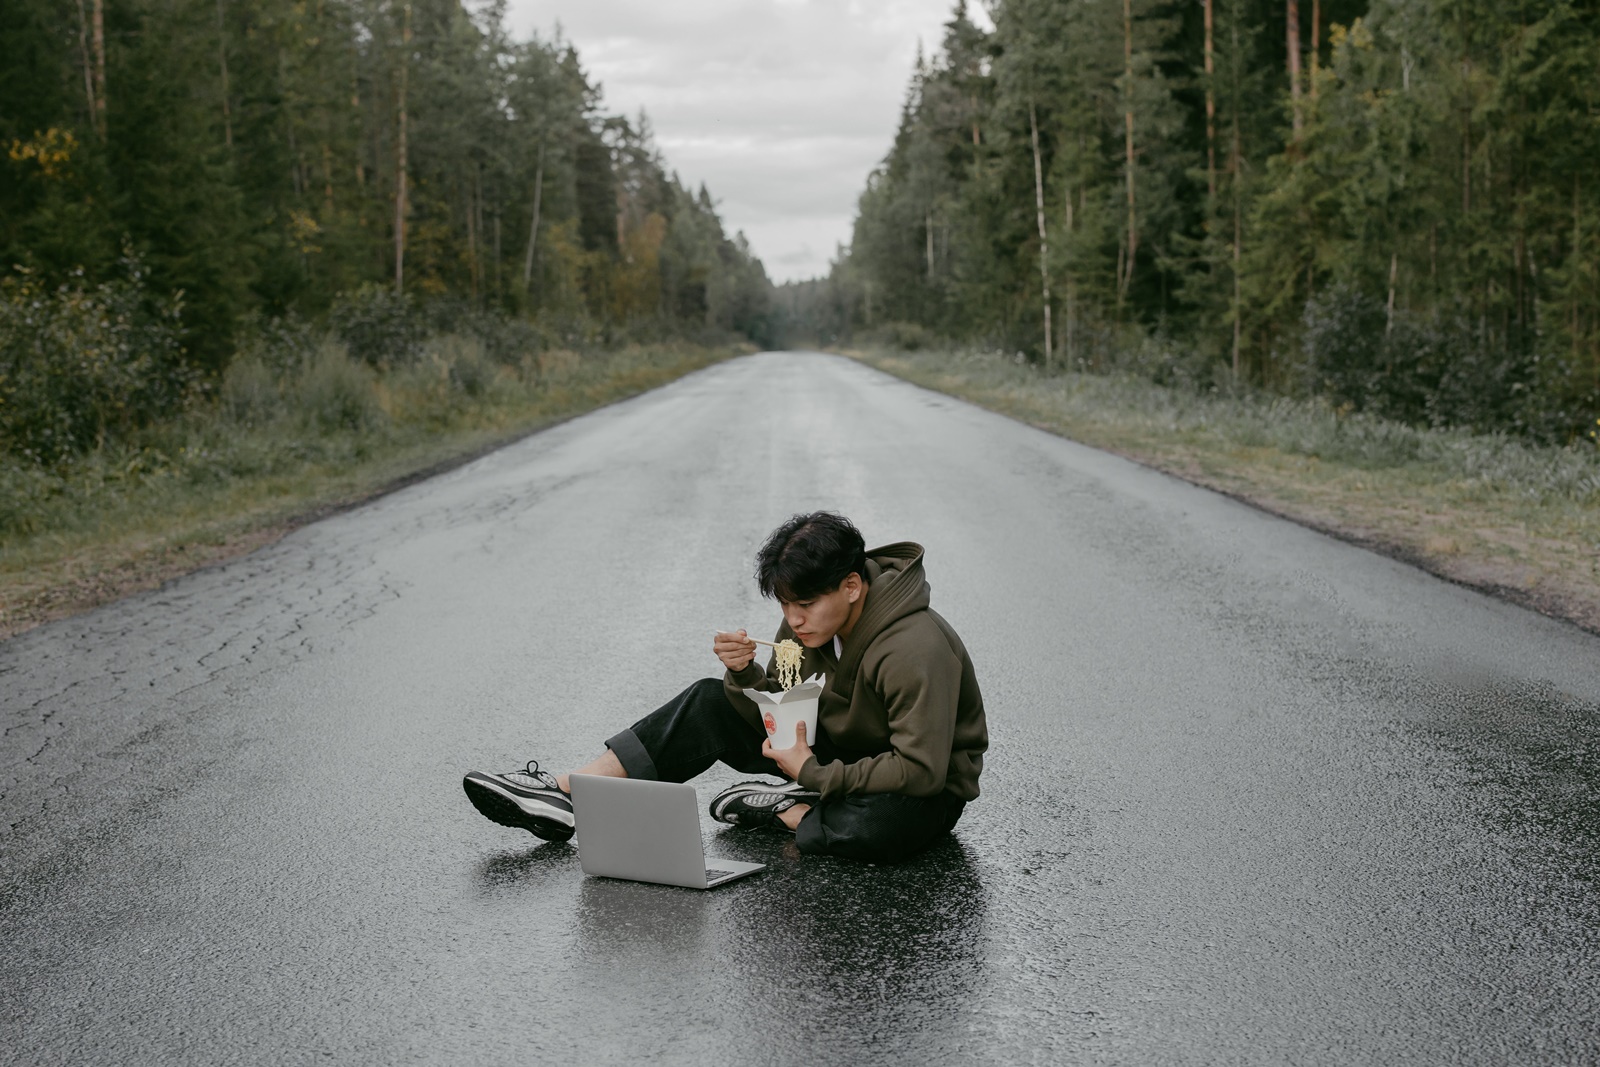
[824, 541, 929, 709]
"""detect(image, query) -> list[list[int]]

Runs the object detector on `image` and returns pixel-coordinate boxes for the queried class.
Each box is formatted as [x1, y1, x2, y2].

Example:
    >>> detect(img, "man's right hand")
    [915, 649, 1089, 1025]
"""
[713, 629, 757, 672]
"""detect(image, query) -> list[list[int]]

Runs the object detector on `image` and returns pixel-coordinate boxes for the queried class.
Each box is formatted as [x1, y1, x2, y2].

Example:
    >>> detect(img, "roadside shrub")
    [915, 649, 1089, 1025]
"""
[0, 260, 192, 463]
[878, 346, 1600, 503]
[1302, 284, 1398, 413]
[427, 300, 544, 368]
[867, 321, 936, 352]
[480, 314, 543, 369]
[329, 285, 424, 368]
[1102, 328, 1222, 392]
[425, 334, 496, 398]
[220, 355, 282, 426]
[1303, 285, 1539, 434]
[0, 458, 58, 535]
[294, 341, 384, 432]
[233, 311, 319, 376]
[219, 313, 323, 427]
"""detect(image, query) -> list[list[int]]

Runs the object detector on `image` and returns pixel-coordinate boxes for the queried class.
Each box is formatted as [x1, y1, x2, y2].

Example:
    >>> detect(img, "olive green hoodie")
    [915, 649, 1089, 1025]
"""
[723, 542, 987, 802]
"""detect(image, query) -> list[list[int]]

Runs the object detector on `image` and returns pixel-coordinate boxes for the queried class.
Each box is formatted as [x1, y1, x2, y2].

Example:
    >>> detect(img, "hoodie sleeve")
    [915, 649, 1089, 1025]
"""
[797, 623, 960, 800]
[721, 625, 790, 734]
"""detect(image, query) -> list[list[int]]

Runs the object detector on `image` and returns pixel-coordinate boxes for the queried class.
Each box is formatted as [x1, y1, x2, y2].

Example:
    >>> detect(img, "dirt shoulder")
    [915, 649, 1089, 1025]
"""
[846, 348, 1600, 637]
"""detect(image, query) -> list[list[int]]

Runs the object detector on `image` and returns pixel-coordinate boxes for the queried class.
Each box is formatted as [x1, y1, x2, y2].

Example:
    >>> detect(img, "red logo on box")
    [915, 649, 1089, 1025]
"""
[763, 712, 776, 735]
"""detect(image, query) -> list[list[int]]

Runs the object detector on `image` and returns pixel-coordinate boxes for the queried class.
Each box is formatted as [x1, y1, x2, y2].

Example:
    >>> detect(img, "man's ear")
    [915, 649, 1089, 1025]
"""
[844, 572, 863, 602]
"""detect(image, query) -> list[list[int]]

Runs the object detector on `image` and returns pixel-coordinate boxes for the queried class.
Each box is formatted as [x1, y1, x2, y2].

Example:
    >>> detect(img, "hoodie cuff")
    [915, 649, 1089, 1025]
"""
[796, 755, 827, 794]
[727, 661, 766, 688]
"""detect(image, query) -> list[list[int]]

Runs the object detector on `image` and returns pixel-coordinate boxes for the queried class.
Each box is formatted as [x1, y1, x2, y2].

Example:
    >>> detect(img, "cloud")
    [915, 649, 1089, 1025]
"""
[503, 0, 984, 281]
[775, 245, 817, 265]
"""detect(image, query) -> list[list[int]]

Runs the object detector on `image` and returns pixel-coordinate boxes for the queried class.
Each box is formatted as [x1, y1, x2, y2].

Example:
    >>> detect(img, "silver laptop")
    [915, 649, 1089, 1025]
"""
[569, 775, 766, 889]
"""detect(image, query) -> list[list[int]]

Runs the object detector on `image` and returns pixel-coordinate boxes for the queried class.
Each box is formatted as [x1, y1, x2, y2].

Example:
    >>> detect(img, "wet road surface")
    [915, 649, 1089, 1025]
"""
[3, 352, 1599, 1064]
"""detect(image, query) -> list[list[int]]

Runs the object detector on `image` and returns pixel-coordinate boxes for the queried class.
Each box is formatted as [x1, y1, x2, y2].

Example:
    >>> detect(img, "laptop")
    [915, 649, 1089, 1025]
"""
[569, 775, 766, 889]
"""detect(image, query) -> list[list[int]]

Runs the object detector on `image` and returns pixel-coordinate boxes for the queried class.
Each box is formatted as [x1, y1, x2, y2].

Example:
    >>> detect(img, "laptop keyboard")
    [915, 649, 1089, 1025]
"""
[705, 868, 737, 881]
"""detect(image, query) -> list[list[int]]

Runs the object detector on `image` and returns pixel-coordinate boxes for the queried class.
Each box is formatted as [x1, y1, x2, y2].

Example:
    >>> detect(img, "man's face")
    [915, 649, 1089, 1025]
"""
[781, 574, 863, 647]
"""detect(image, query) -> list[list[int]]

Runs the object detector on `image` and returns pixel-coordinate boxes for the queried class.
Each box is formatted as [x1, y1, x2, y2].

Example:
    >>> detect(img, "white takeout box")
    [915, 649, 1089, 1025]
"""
[743, 676, 824, 750]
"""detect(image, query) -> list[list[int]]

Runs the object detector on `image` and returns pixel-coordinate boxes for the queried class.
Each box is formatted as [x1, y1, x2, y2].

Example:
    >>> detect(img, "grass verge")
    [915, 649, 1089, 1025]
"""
[0, 341, 745, 639]
[843, 346, 1600, 635]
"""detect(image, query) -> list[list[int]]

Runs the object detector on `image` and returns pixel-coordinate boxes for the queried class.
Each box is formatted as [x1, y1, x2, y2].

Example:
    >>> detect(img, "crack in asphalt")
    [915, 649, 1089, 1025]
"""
[0, 465, 581, 867]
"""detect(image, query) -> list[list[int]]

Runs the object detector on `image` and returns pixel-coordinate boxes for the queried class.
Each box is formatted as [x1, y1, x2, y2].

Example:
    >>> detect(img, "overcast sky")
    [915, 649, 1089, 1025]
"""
[502, 0, 985, 284]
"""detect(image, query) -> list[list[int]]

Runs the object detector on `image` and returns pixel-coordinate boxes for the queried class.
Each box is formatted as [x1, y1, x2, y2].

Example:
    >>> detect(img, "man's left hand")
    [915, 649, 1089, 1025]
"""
[761, 722, 813, 779]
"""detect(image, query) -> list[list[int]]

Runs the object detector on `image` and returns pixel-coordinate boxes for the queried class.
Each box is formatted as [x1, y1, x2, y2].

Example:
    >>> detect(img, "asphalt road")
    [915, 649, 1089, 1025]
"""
[3, 352, 1599, 1065]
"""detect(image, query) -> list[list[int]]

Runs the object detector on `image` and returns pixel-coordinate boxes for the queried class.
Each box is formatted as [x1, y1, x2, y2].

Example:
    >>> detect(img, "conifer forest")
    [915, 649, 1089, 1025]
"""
[801, 0, 1600, 444]
[5, 0, 1600, 467]
[1, 0, 772, 465]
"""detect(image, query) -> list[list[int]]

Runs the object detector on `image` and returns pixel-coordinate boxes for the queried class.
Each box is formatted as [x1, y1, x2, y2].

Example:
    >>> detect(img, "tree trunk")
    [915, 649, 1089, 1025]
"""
[1231, 12, 1244, 378]
[287, 111, 303, 198]
[926, 210, 935, 279]
[1030, 101, 1053, 369]
[1461, 57, 1472, 216]
[352, 58, 365, 187]
[394, 3, 410, 295]
[1386, 252, 1398, 335]
[91, 0, 106, 137]
[1574, 175, 1581, 365]
[1065, 182, 1075, 368]
[1116, 242, 1125, 311]
[1120, 0, 1137, 308]
[1287, 0, 1302, 137]
[322, 142, 334, 213]
[1309, 0, 1321, 98]
[216, 0, 232, 148]
[476, 164, 485, 289]
[522, 141, 545, 291]
[1231, 113, 1243, 379]
[74, 0, 97, 136]
[466, 174, 479, 303]
[1204, 0, 1216, 201]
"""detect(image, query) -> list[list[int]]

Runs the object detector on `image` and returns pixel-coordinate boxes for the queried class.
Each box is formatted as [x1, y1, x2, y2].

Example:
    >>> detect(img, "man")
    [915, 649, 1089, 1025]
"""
[461, 511, 987, 863]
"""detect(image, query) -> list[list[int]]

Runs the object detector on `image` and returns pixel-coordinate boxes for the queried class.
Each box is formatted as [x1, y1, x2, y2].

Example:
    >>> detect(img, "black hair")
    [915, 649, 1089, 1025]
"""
[755, 512, 868, 602]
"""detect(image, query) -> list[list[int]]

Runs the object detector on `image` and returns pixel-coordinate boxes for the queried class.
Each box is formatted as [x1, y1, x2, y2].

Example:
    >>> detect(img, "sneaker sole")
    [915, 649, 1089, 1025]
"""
[463, 774, 575, 842]
[709, 780, 821, 823]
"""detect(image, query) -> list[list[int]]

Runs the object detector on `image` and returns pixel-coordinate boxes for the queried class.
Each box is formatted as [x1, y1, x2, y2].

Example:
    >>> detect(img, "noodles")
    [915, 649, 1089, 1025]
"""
[773, 638, 804, 691]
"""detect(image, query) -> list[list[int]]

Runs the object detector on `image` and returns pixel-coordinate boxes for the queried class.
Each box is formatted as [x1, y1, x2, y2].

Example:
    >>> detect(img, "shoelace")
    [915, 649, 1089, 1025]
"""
[521, 759, 562, 792]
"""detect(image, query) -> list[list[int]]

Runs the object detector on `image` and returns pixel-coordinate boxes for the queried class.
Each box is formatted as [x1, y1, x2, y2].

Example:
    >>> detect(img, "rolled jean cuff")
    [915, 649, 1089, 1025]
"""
[604, 727, 659, 781]
[793, 805, 827, 854]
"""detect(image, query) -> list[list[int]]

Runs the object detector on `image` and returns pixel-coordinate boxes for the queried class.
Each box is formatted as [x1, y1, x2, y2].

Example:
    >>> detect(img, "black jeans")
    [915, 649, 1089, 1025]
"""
[605, 678, 965, 863]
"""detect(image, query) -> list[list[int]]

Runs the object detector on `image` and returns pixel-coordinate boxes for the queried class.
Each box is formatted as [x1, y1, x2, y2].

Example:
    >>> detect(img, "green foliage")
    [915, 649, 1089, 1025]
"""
[331, 286, 425, 369]
[0, 259, 191, 462]
[801, 0, 1600, 445]
[865, 321, 941, 352]
[0, 0, 772, 466]
[0, 338, 737, 544]
[219, 354, 282, 427]
[1302, 284, 1541, 434]
[295, 342, 385, 433]
[871, 346, 1600, 502]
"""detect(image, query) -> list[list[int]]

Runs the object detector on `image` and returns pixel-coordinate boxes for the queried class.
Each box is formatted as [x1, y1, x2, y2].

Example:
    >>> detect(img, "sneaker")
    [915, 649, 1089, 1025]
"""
[709, 779, 821, 830]
[462, 760, 575, 841]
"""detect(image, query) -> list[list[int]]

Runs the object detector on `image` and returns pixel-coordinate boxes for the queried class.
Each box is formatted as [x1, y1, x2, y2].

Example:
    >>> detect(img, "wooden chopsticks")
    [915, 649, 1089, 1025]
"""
[711, 629, 780, 648]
